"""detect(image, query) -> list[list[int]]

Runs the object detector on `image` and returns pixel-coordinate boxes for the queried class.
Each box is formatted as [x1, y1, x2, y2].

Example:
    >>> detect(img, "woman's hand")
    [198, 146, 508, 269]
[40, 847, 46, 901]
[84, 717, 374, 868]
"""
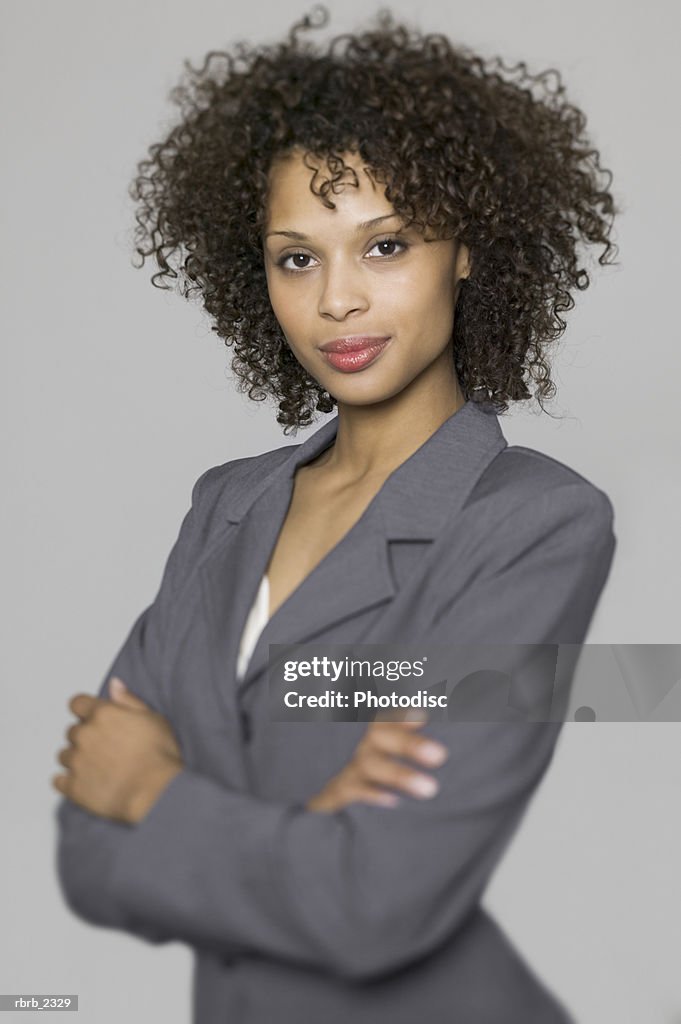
[52, 677, 185, 825]
[306, 714, 449, 813]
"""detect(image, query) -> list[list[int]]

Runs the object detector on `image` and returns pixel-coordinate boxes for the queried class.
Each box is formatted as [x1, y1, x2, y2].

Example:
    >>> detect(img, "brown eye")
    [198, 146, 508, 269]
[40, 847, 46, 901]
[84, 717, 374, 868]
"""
[276, 236, 409, 274]
[277, 251, 316, 272]
[367, 237, 409, 259]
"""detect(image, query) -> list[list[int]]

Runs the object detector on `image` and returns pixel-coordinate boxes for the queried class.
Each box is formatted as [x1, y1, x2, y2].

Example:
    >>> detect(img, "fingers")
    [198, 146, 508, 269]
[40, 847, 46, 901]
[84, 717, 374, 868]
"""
[306, 717, 450, 814]
[108, 677, 149, 710]
[350, 785, 401, 809]
[68, 694, 101, 720]
[52, 773, 69, 796]
[57, 747, 74, 769]
[65, 723, 81, 745]
[353, 749, 441, 799]
[351, 720, 449, 801]
[307, 779, 400, 813]
[362, 720, 449, 769]
[66, 689, 144, 729]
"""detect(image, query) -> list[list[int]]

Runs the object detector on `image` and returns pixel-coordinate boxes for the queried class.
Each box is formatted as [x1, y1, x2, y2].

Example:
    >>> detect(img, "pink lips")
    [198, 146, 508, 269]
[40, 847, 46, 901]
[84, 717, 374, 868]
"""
[319, 337, 392, 373]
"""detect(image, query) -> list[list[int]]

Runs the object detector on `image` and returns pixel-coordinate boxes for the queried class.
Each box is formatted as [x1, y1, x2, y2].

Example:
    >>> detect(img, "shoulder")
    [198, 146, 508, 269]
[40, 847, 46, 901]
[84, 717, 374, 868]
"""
[194, 443, 296, 499]
[187, 442, 298, 532]
[465, 443, 616, 546]
[163, 443, 298, 568]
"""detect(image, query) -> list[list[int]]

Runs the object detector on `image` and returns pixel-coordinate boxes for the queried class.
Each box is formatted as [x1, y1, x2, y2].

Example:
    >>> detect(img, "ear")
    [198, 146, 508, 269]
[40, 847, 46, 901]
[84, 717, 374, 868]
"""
[456, 241, 471, 281]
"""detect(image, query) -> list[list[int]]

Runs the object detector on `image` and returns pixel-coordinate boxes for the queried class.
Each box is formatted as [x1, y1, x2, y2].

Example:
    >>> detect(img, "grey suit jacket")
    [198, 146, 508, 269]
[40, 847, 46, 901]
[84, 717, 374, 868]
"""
[55, 399, 617, 1023]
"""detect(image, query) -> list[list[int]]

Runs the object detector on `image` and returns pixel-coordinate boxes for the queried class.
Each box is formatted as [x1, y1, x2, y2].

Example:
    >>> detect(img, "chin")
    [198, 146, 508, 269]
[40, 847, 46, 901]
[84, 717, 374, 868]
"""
[330, 377, 409, 408]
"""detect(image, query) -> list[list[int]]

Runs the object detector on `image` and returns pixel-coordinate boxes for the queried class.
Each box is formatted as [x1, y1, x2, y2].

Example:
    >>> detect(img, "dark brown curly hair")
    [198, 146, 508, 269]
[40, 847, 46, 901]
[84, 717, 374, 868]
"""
[129, 4, 620, 433]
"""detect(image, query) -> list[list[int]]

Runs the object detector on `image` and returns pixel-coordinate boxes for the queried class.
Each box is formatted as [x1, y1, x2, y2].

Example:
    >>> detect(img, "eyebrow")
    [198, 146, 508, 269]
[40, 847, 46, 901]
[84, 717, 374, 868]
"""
[265, 213, 401, 241]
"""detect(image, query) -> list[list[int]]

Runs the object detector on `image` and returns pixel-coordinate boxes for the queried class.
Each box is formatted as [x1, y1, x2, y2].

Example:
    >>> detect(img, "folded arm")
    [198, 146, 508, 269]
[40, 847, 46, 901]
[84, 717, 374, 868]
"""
[57, 482, 615, 979]
[54, 468, 214, 944]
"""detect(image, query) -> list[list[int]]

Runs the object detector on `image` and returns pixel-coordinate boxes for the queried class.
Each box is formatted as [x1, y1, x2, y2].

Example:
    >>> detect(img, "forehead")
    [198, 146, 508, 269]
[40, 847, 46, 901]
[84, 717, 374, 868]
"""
[265, 149, 394, 225]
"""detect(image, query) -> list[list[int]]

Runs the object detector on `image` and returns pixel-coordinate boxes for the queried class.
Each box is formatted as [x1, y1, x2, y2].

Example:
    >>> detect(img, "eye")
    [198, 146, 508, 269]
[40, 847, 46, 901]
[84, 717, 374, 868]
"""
[275, 236, 409, 274]
[367, 236, 409, 259]
[277, 252, 318, 272]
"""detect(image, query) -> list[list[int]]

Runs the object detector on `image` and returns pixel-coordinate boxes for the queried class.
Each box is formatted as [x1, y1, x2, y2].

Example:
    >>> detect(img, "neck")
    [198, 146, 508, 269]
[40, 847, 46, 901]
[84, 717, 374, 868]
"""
[317, 369, 467, 485]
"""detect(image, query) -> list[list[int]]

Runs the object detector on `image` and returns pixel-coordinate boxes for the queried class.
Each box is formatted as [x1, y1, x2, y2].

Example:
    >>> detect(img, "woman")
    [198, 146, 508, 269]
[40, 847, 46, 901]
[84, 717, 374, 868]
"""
[53, 7, 618, 1022]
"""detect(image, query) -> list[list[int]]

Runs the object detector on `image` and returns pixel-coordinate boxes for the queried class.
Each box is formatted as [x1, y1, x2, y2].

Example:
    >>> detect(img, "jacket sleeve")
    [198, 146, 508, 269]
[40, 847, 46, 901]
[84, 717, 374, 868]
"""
[99, 482, 617, 978]
[53, 466, 215, 942]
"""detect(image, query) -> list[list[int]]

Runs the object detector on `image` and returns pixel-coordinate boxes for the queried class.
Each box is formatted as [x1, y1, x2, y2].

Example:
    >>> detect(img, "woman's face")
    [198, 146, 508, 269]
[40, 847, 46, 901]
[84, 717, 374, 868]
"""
[263, 149, 470, 407]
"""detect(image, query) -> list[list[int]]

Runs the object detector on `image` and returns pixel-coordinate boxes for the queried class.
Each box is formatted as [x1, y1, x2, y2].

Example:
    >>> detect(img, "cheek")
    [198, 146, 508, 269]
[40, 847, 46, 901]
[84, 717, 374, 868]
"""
[395, 276, 457, 357]
[389, 287, 454, 348]
[265, 286, 311, 357]
[389, 262, 452, 311]
[417, 274, 457, 332]
[421, 267, 455, 306]
[267, 279, 298, 326]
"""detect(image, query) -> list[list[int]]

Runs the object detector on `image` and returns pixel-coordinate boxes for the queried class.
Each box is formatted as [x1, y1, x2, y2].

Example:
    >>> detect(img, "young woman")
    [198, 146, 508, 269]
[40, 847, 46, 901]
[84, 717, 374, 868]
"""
[53, 8, 618, 1022]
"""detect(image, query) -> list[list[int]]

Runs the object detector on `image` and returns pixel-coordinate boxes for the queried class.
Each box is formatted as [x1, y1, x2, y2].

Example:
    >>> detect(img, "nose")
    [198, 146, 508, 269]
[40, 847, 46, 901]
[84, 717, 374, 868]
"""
[317, 261, 370, 320]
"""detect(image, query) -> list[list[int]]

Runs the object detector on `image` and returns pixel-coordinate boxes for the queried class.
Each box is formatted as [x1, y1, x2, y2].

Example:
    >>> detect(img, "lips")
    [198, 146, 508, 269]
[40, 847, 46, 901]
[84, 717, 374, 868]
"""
[319, 337, 392, 373]
[319, 335, 391, 353]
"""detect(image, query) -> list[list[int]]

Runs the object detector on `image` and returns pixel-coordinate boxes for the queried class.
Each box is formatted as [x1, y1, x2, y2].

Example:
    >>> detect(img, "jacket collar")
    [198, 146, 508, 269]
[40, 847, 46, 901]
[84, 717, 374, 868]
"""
[224, 398, 507, 539]
[200, 399, 508, 706]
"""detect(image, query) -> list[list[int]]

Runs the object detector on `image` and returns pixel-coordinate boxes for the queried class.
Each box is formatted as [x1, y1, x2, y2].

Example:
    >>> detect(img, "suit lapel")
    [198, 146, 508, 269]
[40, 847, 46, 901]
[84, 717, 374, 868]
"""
[199, 416, 338, 721]
[241, 503, 397, 689]
[199, 400, 508, 714]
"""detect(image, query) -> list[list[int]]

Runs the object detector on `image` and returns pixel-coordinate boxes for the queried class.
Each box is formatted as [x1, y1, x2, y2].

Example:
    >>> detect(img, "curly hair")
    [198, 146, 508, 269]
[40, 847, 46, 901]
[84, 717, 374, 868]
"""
[129, 4, 619, 433]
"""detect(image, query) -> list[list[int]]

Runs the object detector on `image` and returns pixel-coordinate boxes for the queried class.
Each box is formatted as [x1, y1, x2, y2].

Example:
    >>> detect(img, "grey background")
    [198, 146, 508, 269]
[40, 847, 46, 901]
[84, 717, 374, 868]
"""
[2, 1, 680, 1021]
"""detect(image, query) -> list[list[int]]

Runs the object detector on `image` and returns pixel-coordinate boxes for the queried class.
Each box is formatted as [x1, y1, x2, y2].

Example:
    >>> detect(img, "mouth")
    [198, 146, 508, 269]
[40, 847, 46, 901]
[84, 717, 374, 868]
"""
[318, 337, 392, 374]
[319, 335, 392, 354]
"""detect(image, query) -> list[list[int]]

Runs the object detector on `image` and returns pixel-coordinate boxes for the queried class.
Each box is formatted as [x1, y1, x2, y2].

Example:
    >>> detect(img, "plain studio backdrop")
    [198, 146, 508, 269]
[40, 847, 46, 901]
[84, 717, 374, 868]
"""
[2, 1, 680, 1021]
